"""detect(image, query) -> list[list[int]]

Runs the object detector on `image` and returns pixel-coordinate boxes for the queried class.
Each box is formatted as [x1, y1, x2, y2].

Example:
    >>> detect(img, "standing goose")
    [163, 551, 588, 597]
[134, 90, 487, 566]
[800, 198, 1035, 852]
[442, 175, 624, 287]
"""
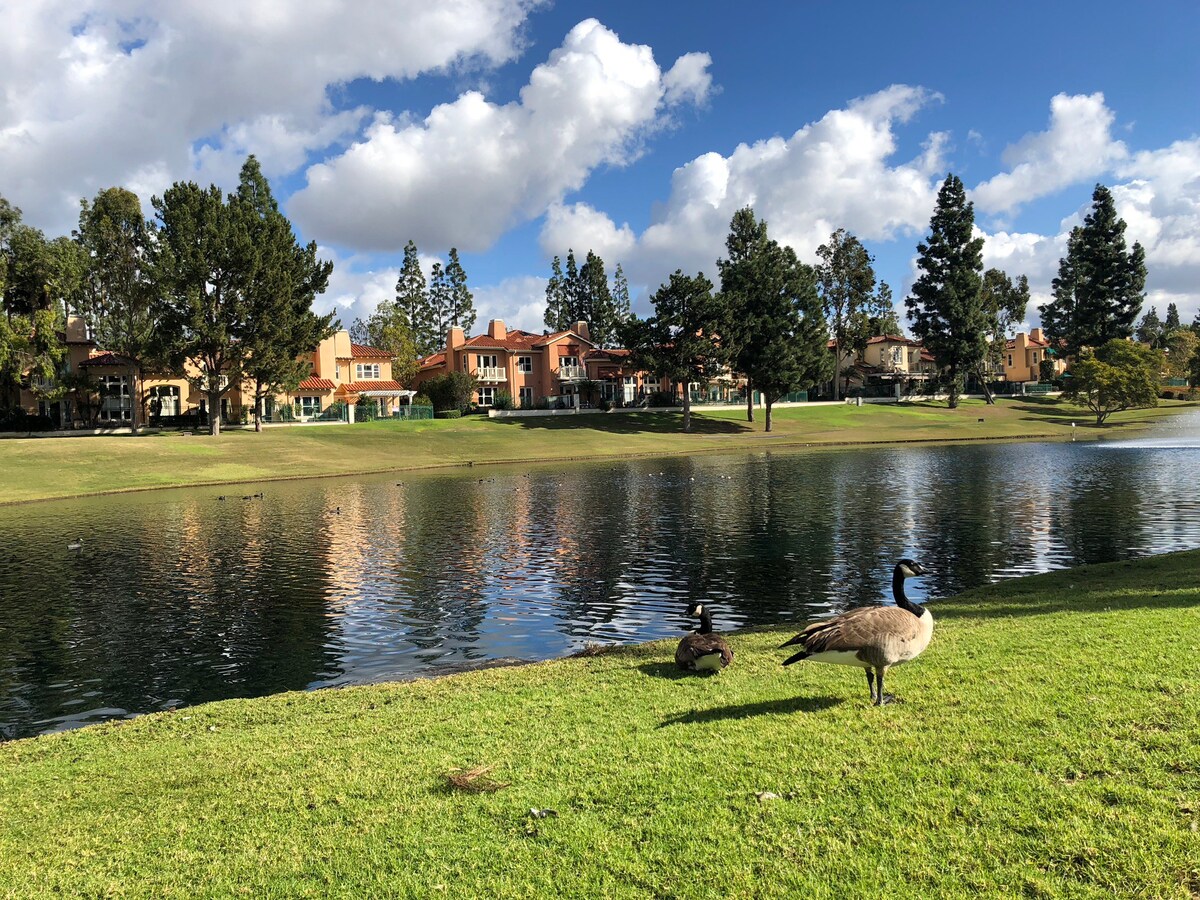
[780, 559, 931, 705]
[675, 602, 734, 673]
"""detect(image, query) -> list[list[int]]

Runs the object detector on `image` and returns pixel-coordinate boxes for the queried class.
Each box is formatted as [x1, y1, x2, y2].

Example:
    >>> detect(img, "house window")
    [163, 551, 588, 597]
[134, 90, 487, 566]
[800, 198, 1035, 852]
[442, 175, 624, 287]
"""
[295, 396, 322, 417]
[519, 386, 533, 407]
[560, 356, 580, 369]
[477, 354, 498, 369]
[1032, 351, 1039, 364]
[355, 363, 380, 380]
[150, 385, 181, 417]
[1007, 354, 1014, 368]
[517, 356, 533, 373]
[97, 375, 131, 422]
[478, 386, 496, 407]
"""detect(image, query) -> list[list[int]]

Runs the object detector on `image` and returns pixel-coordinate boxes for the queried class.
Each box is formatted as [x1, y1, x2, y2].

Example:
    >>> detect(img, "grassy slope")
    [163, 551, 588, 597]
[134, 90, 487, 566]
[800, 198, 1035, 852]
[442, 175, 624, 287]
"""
[1, 398, 1194, 504]
[1, 553, 1198, 898]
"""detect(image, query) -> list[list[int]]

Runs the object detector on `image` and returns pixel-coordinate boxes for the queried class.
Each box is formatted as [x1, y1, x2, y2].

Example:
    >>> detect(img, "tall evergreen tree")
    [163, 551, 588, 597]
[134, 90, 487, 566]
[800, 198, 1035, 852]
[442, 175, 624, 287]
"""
[543, 255, 567, 332]
[1165, 302, 1181, 332]
[443, 248, 476, 336]
[1136, 305, 1163, 348]
[622, 271, 725, 433]
[428, 261, 450, 345]
[235, 157, 336, 432]
[1039, 184, 1146, 356]
[612, 263, 632, 325]
[867, 282, 902, 336]
[978, 269, 1029, 403]
[817, 228, 883, 400]
[905, 174, 987, 409]
[395, 240, 439, 356]
[578, 251, 615, 346]
[717, 207, 829, 431]
[563, 250, 581, 327]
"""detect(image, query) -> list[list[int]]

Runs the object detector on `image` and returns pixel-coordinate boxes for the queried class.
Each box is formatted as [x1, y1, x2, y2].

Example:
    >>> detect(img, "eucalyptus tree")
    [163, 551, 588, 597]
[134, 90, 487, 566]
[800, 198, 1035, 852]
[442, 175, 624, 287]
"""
[978, 268, 1029, 402]
[817, 228, 889, 399]
[1039, 184, 1146, 357]
[905, 174, 987, 408]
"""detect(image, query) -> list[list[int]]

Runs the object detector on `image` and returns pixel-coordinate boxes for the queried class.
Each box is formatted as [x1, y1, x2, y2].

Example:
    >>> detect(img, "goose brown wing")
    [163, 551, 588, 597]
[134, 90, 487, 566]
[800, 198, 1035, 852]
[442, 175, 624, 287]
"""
[676, 633, 733, 667]
[783, 606, 920, 654]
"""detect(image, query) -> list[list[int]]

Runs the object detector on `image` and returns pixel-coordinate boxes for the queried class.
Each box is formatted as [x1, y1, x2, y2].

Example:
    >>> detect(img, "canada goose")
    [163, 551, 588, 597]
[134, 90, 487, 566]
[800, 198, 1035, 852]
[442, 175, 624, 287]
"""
[781, 559, 932, 705]
[675, 602, 733, 673]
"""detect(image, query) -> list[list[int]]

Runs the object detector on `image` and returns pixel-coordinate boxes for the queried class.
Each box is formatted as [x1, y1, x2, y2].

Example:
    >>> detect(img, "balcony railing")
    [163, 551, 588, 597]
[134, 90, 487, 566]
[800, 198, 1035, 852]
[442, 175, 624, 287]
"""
[474, 366, 507, 382]
[557, 365, 585, 380]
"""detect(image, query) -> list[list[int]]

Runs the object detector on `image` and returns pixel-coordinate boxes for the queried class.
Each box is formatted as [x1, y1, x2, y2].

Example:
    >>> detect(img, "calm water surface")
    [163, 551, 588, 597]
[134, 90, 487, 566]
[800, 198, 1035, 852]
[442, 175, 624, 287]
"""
[2, 414, 1199, 739]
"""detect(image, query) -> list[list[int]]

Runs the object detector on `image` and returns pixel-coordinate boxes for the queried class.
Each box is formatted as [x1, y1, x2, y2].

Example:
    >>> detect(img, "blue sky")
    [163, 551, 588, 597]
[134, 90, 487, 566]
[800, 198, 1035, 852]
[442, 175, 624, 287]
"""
[3, 1, 1198, 334]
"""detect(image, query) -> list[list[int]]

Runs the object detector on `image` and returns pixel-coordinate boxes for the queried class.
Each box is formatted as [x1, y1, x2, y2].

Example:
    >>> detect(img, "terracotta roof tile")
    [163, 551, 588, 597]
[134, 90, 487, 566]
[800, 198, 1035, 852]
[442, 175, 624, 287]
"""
[350, 343, 393, 359]
[297, 376, 335, 390]
[79, 351, 138, 367]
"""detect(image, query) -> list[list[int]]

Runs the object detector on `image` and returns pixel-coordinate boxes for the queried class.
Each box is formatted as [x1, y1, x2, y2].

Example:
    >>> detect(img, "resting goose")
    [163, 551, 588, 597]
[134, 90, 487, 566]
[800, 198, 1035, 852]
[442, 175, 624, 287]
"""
[781, 559, 931, 705]
[675, 602, 734, 673]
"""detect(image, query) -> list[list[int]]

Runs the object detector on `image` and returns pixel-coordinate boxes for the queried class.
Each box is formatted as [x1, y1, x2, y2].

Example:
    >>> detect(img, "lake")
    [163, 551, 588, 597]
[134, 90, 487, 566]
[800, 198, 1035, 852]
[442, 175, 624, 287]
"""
[2, 416, 1199, 740]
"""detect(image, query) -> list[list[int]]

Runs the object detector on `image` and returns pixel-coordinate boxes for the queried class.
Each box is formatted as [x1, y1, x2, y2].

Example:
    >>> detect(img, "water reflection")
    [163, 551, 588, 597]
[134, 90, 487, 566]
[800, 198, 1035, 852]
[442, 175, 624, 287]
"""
[3, 427, 1200, 739]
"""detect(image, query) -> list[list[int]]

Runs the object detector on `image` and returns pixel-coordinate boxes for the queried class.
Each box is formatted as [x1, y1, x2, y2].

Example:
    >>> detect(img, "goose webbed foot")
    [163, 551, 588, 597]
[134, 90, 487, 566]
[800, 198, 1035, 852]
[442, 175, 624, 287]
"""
[874, 693, 902, 706]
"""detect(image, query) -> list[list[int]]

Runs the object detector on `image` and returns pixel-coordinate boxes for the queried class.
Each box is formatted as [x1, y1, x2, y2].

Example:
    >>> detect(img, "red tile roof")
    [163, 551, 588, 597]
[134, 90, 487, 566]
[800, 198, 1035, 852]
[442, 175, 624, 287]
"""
[866, 334, 918, 346]
[418, 352, 446, 370]
[297, 376, 335, 390]
[79, 351, 138, 367]
[349, 343, 393, 359]
[339, 380, 407, 392]
[462, 331, 543, 350]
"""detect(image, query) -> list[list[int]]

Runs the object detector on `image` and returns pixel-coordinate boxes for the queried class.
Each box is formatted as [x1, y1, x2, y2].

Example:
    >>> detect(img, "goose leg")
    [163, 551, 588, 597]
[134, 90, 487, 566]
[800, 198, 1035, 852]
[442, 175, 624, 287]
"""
[865, 669, 877, 703]
[875, 667, 898, 706]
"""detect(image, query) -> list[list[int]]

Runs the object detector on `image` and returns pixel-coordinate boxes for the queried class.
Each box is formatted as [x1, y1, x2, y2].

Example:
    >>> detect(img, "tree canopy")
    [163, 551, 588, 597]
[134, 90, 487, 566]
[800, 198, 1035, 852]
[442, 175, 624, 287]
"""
[1064, 339, 1162, 425]
[817, 228, 889, 400]
[905, 174, 986, 408]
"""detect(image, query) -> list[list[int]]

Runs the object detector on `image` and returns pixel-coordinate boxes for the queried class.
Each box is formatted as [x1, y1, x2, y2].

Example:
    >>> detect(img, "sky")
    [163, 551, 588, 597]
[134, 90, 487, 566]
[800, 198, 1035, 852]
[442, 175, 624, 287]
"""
[3, 0, 1199, 338]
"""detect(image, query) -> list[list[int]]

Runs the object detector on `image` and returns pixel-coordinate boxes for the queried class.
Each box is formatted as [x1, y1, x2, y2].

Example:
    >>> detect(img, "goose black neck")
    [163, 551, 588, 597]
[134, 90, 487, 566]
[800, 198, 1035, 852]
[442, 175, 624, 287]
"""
[892, 567, 923, 617]
[697, 611, 714, 634]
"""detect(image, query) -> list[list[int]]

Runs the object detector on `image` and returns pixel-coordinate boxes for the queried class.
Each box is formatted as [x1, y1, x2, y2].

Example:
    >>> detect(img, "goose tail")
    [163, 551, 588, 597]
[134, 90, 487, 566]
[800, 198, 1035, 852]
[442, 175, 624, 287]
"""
[781, 649, 810, 667]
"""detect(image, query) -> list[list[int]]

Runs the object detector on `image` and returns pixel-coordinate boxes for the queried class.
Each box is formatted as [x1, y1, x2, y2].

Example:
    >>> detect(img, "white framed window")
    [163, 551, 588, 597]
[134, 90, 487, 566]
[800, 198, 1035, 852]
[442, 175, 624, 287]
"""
[97, 375, 131, 422]
[355, 363, 380, 380]
[477, 354, 498, 368]
[517, 355, 533, 373]
[150, 385, 181, 417]
[560, 355, 579, 369]
[1032, 351, 1039, 363]
[295, 396, 322, 417]
[518, 386, 533, 407]
[478, 386, 496, 406]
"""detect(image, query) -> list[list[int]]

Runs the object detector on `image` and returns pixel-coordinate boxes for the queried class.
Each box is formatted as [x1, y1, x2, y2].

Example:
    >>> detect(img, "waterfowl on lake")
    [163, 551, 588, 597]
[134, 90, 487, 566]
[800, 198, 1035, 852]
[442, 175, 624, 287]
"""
[67, 538, 83, 552]
[780, 559, 932, 705]
[675, 602, 733, 673]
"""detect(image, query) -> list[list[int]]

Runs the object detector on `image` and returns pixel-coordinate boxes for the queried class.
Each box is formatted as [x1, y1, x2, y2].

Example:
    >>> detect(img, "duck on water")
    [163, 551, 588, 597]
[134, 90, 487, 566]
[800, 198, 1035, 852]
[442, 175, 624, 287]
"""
[780, 559, 932, 705]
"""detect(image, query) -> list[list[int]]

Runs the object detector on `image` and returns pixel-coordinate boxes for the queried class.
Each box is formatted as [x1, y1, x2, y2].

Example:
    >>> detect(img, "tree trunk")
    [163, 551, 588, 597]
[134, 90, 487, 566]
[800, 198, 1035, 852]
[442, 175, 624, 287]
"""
[947, 365, 960, 409]
[208, 385, 222, 436]
[832, 352, 841, 402]
[977, 366, 995, 404]
[682, 387, 692, 433]
[745, 377, 754, 423]
[765, 396, 774, 432]
[254, 381, 264, 433]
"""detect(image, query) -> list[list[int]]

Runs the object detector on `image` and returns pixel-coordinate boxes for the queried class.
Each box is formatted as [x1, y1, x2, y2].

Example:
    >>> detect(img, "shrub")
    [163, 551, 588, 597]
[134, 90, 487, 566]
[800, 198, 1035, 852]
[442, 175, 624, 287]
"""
[647, 390, 676, 407]
[598, 399, 612, 411]
[534, 396, 551, 410]
[1162, 390, 1176, 400]
[276, 404, 295, 422]
[413, 393, 432, 408]
[434, 409, 463, 419]
[493, 390, 515, 411]
[0, 409, 54, 432]
[424, 372, 477, 413]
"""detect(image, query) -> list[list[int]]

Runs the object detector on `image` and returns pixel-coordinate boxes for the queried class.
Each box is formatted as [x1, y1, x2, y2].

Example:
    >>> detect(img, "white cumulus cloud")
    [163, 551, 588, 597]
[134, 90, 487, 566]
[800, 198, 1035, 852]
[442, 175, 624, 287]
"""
[288, 19, 713, 253]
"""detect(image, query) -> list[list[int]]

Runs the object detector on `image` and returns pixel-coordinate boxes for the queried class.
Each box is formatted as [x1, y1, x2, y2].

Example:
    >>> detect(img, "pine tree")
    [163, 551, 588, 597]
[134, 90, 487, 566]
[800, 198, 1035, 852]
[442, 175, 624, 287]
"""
[1039, 184, 1146, 356]
[1136, 306, 1163, 348]
[563, 250, 581, 327]
[905, 174, 987, 409]
[1165, 302, 1181, 332]
[717, 207, 829, 431]
[578, 251, 615, 346]
[543, 255, 567, 332]
[612, 263, 632, 326]
[444, 248, 475, 335]
[395, 240, 439, 356]
[429, 262, 450, 344]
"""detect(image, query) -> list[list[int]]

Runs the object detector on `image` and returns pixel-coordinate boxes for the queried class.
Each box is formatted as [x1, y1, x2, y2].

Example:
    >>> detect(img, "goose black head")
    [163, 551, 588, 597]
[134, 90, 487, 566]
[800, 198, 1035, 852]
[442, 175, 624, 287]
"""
[685, 601, 705, 618]
[896, 559, 926, 579]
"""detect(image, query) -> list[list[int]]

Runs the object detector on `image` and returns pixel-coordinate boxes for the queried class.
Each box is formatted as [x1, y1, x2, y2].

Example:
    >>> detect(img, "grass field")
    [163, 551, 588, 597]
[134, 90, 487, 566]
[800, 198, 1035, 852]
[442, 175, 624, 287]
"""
[1, 397, 1194, 504]
[1, 551, 1198, 898]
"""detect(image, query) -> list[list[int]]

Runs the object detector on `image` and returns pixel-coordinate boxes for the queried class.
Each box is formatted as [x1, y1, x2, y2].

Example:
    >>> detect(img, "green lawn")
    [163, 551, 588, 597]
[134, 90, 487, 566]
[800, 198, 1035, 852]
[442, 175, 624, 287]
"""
[1, 397, 1195, 504]
[1, 552, 1198, 898]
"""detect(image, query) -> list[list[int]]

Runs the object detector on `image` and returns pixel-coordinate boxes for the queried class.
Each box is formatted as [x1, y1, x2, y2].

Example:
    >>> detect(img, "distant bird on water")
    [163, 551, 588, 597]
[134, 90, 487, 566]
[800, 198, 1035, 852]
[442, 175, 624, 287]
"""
[675, 602, 734, 673]
[780, 559, 932, 705]
[67, 538, 84, 552]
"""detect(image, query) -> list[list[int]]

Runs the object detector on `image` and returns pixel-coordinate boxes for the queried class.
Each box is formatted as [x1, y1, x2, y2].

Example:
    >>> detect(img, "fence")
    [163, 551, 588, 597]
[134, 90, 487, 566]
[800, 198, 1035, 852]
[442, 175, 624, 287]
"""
[394, 405, 434, 420]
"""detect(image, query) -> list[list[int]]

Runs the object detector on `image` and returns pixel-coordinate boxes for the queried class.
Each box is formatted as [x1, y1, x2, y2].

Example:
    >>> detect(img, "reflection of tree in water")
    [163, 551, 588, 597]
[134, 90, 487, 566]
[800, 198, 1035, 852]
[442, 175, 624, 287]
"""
[1053, 457, 1145, 567]
[0, 494, 338, 740]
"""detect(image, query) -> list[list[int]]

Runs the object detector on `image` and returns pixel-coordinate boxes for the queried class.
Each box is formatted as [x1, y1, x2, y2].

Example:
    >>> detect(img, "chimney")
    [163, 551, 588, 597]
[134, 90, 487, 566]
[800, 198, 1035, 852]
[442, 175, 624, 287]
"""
[1029, 327, 1044, 343]
[573, 321, 590, 341]
[448, 326, 465, 350]
[487, 319, 507, 341]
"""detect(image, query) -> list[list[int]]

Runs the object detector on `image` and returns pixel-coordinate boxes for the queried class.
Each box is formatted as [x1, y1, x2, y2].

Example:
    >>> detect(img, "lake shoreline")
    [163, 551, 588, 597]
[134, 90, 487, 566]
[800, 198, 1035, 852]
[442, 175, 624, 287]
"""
[2, 397, 1195, 506]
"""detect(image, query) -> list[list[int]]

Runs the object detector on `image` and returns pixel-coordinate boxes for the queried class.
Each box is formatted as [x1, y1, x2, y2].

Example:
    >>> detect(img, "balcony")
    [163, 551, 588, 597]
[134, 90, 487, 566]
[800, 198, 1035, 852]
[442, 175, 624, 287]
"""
[556, 365, 585, 380]
[474, 366, 507, 382]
